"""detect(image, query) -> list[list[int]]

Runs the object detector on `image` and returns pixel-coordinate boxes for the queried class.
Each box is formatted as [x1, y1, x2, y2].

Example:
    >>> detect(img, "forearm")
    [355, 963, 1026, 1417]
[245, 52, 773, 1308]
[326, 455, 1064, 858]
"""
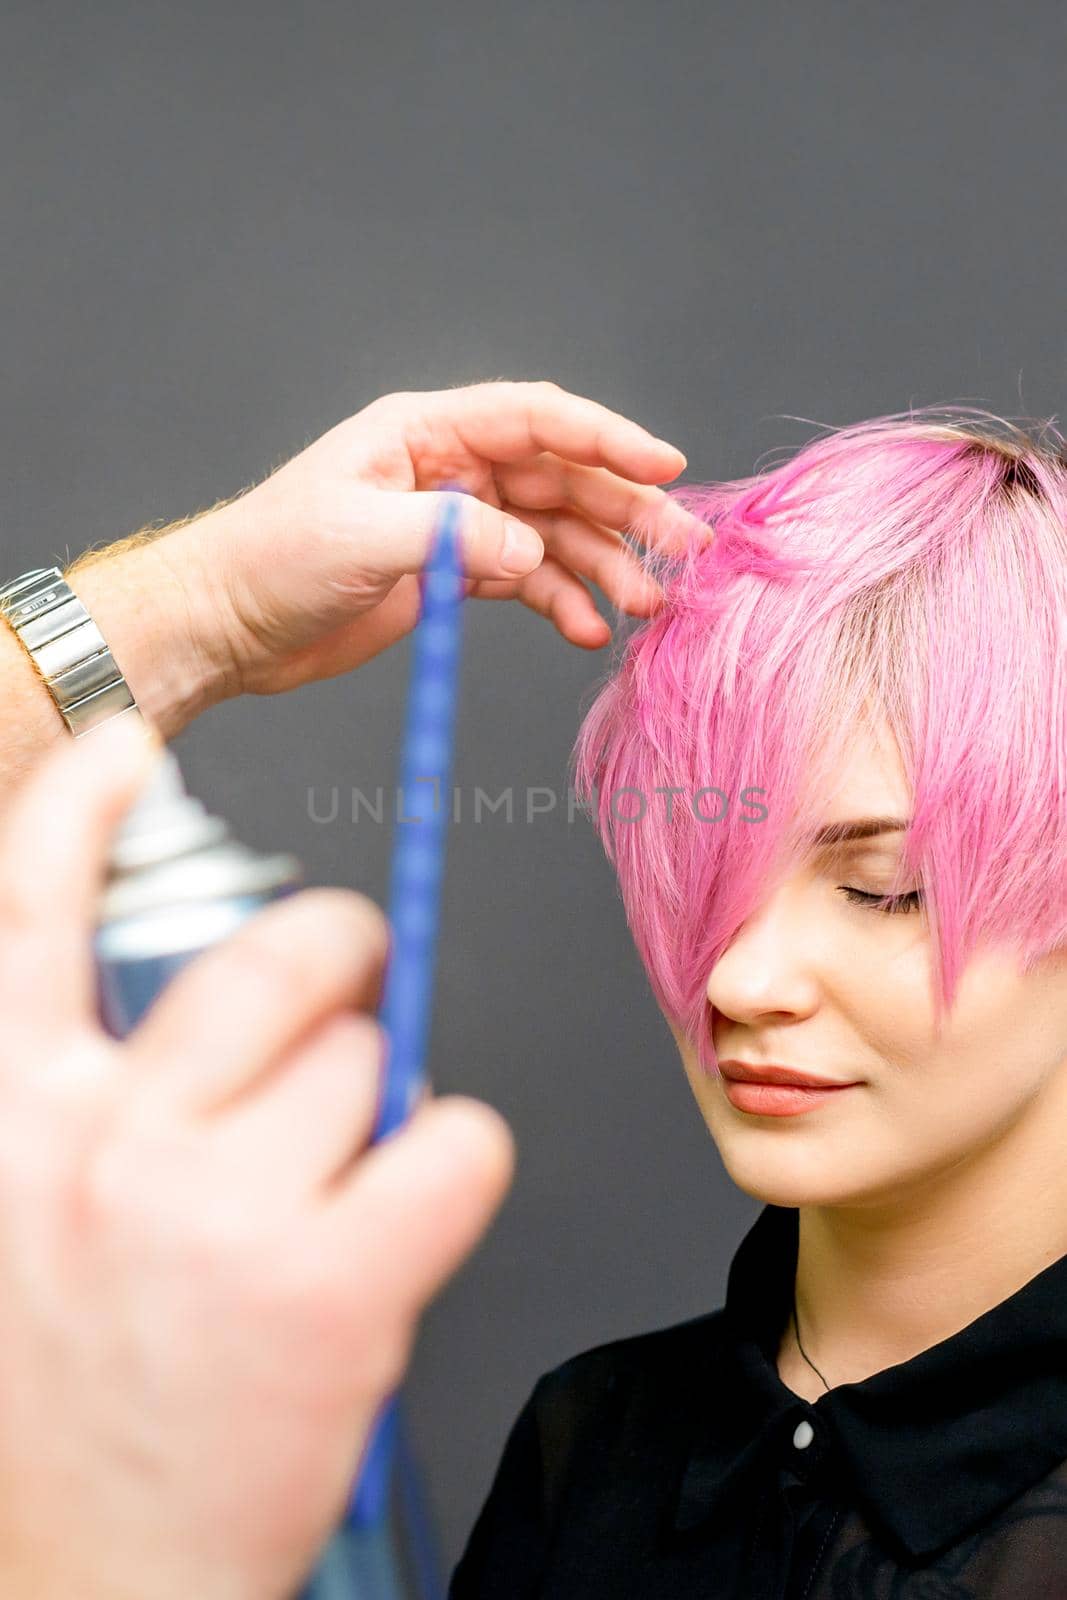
[66, 516, 236, 736]
[0, 617, 66, 786]
[0, 506, 240, 810]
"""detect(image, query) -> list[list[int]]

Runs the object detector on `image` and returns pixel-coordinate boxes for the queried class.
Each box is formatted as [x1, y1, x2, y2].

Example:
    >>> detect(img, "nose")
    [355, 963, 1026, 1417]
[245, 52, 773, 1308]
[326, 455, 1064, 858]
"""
[706, 874, 822, 1026]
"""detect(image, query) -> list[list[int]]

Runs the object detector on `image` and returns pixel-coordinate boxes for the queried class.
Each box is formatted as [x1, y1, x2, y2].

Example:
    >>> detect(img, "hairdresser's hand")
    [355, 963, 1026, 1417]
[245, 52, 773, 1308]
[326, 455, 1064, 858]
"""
[68, 381, 692, 717]
[203, 380, 692, 695]
[0, 715, 515, 1600]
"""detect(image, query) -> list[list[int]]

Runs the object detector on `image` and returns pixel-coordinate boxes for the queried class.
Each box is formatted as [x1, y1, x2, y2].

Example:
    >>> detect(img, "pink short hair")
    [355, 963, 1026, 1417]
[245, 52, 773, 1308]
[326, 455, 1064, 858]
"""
[570, 406, 1067, 1077]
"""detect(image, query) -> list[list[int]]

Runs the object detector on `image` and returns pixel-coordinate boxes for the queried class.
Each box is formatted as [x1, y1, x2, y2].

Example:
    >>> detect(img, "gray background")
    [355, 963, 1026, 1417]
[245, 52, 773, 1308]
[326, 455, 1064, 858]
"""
[2, 0, 1065, 1578]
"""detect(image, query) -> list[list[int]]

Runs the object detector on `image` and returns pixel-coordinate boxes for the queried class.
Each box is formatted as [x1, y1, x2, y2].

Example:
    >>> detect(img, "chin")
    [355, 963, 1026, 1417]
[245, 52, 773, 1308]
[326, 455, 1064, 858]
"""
[716, 1141, 870, 1210]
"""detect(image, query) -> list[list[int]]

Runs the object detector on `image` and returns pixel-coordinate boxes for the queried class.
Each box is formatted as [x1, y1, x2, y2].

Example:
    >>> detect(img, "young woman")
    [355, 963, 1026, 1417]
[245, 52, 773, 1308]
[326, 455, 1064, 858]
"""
[448, 406, 1067, 1599]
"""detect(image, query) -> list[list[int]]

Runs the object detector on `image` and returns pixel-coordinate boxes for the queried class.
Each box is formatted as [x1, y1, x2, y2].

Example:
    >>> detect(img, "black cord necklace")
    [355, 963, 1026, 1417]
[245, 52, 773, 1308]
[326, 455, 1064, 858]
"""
[792, 1284, 831, 1392]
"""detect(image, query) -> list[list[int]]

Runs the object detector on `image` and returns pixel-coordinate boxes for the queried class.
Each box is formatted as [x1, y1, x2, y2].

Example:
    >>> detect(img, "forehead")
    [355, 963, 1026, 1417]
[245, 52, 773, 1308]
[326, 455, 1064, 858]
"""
[802, 712, 912, 844]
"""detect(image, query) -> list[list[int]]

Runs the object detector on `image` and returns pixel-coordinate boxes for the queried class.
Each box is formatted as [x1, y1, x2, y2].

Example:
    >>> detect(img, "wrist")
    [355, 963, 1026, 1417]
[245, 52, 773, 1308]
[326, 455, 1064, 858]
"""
[65, 516, 241, 740]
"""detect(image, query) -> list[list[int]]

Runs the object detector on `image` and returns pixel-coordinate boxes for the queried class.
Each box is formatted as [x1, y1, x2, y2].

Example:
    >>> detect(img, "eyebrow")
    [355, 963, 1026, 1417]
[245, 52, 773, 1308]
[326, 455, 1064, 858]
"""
[806, 817, 909, 846]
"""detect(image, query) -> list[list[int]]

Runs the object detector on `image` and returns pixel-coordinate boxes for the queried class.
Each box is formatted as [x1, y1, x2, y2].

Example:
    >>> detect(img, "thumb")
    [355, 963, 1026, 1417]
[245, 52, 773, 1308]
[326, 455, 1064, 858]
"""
[321, 1095, 517, 1325]
[0, 713, 165, 1032]
[359, 489, 544, 583]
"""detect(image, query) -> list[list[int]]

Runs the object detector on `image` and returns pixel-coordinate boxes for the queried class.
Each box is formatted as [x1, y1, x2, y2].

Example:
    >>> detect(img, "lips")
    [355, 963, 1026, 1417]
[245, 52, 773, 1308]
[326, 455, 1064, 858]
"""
[717, 1058, 861, 1089]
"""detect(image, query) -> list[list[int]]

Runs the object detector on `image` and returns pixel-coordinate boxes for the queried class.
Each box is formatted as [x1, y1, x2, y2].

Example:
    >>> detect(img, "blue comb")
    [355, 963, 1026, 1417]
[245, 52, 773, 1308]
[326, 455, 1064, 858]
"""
[349, 487, 467, 1527]
[298, 489, 469, 1600]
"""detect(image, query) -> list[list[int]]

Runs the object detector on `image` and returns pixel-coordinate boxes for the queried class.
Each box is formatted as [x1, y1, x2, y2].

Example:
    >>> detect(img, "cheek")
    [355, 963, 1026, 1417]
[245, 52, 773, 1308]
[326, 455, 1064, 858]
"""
[834, 935, 935, 1070]
[871, 952, 1061, 1131]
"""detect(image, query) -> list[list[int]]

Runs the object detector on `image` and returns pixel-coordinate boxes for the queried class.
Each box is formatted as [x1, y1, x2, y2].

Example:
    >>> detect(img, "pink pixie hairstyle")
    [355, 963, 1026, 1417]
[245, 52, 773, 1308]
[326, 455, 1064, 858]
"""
[569, 405, 1067, 1079]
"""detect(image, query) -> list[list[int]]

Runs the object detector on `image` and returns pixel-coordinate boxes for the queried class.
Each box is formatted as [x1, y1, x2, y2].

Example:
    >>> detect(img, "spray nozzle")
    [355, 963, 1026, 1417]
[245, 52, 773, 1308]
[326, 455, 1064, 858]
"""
[107, 747, 230, 875]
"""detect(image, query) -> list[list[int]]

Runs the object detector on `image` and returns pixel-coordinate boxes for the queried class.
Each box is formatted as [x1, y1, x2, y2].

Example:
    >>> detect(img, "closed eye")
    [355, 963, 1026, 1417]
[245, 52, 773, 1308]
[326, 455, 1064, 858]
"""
[839, 886, 924, 915]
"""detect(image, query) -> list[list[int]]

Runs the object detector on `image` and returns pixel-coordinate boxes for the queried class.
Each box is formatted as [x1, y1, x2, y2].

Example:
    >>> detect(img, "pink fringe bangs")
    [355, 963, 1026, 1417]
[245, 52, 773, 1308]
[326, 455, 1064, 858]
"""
[570, 406, 1067, 1077]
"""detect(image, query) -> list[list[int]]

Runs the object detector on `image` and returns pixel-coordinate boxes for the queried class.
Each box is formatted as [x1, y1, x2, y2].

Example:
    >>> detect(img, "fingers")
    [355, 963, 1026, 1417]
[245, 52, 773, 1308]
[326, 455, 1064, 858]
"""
[124, 887, 390, 1117]
[426, 381, 687, 485]
[204, 1008, 388, 1196]
[495, 454, 695, 553]
[470, 497, 671, 646]
[0, 713, 164, 1041]
[473, 552, 612, 649]
[517, 506, 666, 618]
[342, 487, 546, 589]
[310, 1095, 516, 1330]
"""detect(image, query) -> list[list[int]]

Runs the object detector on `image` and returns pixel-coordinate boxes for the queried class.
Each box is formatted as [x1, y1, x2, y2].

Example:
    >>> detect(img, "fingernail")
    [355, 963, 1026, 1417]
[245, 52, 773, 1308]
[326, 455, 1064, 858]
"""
[501, 522, 544, 574]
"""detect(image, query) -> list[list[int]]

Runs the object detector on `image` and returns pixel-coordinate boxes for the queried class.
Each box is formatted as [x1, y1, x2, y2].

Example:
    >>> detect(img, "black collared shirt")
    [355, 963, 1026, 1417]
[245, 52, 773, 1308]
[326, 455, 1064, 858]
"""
[447, 1202, 1067, 1598]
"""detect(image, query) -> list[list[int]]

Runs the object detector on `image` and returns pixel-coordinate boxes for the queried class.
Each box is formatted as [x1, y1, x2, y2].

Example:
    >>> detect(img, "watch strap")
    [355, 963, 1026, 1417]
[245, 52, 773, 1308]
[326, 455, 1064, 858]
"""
[0, 566, 141, 737]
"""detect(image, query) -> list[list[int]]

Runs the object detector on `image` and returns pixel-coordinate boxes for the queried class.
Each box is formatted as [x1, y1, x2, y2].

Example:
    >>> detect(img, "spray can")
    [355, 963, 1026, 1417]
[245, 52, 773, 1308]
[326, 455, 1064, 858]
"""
[94, 749, 303, 1035]
[92, 748, 420, 1599]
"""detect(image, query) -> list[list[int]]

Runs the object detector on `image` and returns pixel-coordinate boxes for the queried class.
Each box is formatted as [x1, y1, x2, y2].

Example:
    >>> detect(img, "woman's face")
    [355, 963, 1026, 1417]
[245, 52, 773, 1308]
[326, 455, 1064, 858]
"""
[669, 714, 1067, 1212]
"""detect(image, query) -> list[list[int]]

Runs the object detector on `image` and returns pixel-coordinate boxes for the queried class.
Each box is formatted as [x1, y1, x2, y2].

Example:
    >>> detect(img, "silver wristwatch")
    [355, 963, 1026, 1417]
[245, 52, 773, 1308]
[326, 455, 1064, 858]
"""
[0, 565, 141, 737]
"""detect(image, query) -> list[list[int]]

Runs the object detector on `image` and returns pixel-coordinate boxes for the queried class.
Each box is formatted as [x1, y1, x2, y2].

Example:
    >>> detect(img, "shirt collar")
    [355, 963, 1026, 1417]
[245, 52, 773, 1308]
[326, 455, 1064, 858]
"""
[670, 1202, 1067, 1560]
